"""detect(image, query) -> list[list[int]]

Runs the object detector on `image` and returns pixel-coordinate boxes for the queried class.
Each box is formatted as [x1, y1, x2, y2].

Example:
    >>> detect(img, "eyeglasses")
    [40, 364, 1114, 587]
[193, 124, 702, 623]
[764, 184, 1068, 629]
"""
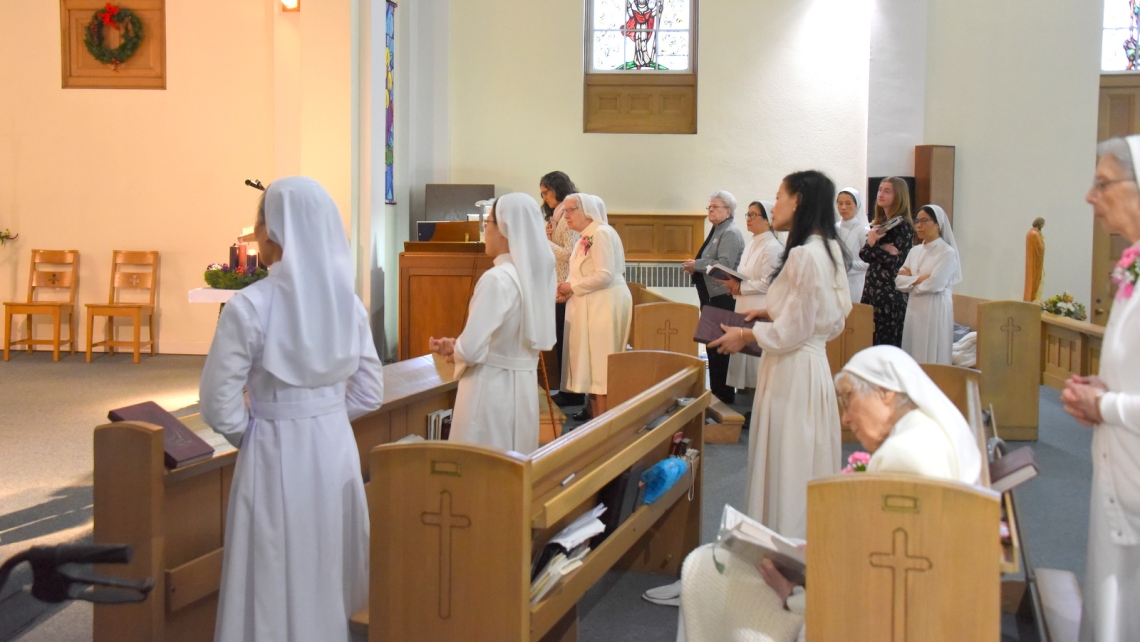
[540, 189, 552, 199]
[706, 204, 726, 212]
[914, 217, 935, 225]
[1092, 178, 1131, 193]
[745, 213, 765, 221]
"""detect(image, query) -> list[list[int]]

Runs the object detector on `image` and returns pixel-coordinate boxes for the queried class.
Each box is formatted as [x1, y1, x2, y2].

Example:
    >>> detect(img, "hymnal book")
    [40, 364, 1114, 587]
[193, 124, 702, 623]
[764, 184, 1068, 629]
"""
[716, 505, 806, 586]
[529, 543, 588, 605]
[107, 401, 215, 469]
[989, 446, 1039, 494]
[426, 409, 453, 440]
[706, 263, 747, 282]
[592, 463, 647, 548]
[531, 504, 606, 581]
[875, 216, 904, 233]
[694, 306, 763, 358]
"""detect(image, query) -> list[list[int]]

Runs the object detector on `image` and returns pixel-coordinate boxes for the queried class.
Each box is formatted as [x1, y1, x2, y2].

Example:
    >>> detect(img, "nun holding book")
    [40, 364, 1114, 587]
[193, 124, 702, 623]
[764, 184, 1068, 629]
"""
[200, 177, 385, 642]
[722, 200, 783, 391]
[429, 192, 557, 455]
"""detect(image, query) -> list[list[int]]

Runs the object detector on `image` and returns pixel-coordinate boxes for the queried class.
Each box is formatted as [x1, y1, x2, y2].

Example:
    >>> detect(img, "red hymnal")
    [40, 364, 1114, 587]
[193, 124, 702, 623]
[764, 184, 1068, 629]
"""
[694, 306, 764, 358]
[108, 401, 215, 469]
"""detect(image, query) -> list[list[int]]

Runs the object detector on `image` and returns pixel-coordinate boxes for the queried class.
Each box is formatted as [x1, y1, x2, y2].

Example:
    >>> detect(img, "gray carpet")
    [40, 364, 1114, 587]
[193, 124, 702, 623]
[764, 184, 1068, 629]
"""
[0, 355, 1092, 641]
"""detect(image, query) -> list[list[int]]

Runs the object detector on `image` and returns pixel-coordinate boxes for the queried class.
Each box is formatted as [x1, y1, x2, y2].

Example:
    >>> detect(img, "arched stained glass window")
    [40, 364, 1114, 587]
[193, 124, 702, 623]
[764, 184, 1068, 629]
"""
[1103, 0, 1140, 71]
[589, 0, 695, 72]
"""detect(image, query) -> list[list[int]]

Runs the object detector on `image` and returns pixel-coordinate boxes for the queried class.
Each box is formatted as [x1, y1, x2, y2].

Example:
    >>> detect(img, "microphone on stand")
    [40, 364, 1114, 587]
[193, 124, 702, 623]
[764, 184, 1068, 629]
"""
[244, 179, 265, 191]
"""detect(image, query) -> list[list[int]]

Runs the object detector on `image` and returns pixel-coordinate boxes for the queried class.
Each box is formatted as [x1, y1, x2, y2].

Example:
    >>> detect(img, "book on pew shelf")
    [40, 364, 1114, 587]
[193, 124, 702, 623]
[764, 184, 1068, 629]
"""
[716, 505, 806, 586]
[107, 401, 215, 469]
[592, 463, 647, 548]
[530, 543, 589, 605]
[989, 446, 1039, 494]
[706, 263, 747, 282]
[694, 306, 763, 358]
[531, 504, 606, 581]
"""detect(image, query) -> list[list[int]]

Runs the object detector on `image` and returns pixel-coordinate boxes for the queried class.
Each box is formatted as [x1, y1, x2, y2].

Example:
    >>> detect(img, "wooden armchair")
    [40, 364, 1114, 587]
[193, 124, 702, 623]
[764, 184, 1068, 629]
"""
[86, 251, 159, 363]
[3, 249, 80, 361]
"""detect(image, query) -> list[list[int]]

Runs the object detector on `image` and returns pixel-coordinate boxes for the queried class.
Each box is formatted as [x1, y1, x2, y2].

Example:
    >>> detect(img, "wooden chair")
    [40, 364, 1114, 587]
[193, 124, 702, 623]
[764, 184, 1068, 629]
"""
[86, 251, 159, 363]
[630, 301, 700, 356]
[3, 249, 80, 361]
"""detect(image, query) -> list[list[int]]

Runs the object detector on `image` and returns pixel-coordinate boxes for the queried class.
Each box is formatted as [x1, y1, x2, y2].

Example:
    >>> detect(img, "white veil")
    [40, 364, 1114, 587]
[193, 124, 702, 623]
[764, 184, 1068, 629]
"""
[494, 193, 557, 351]
[921, 204, 962, 287]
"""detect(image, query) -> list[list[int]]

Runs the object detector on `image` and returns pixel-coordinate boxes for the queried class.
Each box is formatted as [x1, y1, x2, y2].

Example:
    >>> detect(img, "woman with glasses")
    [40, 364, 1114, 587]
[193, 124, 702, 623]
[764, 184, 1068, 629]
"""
[683, 190, 745, 404]
[895, 204, 960, 365]
[539, 171, 584, 407]
[860, 177, 914, 347]
[720, 201, 783, 393]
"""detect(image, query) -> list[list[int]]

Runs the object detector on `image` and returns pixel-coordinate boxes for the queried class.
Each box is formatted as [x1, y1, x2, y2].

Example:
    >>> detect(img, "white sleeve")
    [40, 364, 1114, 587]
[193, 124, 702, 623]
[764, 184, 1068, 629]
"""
[751, 249, 822, 355]
[199, 296, 260, 448]
[454, 270, 515, 373]
[1101, 392, 1140, 435]
[912, 248, 959, 294]
[570, 228, 619, 295]
[895, 249, 920, 292]
[739, 240, 782, 296]
[345, 300, 385, 420]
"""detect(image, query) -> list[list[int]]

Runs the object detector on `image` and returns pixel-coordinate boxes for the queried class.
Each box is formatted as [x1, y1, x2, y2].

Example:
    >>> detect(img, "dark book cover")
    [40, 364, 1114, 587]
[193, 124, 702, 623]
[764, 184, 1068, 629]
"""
[108, 401, 215, 469]
[989, 446, 1038, 492]
[590, 462, 647, 549]
[694, 305, 763, 358]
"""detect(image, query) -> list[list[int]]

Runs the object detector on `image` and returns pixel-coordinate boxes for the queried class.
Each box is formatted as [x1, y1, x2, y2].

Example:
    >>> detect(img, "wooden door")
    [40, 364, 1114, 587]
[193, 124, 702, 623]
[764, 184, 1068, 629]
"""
[1093, 75, 1140, 325]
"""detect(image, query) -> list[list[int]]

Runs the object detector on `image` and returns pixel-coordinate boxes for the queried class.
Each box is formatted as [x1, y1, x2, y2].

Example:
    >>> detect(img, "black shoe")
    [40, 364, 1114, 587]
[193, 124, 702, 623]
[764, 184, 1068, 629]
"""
[714, 392, 736, 405]
[552, 391, 586, 407]
[742, 411, 751, 428]
[571, 408, 592, 422]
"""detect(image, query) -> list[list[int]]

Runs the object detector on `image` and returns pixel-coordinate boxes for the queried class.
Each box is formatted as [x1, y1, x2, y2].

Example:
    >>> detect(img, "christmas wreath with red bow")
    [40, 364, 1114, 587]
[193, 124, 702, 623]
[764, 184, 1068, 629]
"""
[84, 3, 144, 69]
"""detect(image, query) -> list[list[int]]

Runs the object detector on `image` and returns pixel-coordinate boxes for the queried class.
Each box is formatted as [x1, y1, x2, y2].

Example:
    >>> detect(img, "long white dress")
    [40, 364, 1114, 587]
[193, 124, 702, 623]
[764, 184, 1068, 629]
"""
[895, 238, 958, 365]
[562, 221, 633, 395]
[449, 254, 540, 455]
[1081, 255, 1140, 642]
[837, 216, 870, 302]
[726, 231, 784, 389]
[201, 282, 383, 642]
[747, 235, 851, 539]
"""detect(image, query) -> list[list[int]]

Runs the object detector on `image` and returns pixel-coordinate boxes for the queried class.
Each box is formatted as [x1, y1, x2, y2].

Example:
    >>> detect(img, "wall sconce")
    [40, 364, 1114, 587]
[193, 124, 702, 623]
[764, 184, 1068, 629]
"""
[282, 0, 300, 11]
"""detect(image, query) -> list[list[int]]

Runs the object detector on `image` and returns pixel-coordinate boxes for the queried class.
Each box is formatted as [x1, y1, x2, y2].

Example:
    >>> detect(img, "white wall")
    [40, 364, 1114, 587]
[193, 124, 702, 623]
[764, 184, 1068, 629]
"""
[924, 0, 1102, 303]
[867, 0, 928, 177]
[447, 0, 872, 226]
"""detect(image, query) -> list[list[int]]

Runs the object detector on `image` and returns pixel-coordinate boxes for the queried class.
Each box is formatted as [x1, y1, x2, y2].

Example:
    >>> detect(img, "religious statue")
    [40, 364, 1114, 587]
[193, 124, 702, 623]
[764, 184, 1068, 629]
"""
[1024, 217, 1045, 303]
[622, 0, 663, 69]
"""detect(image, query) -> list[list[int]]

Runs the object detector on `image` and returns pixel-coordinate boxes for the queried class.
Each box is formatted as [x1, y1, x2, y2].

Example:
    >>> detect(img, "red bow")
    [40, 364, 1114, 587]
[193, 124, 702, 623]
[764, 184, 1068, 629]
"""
[100, 3, 121, 30]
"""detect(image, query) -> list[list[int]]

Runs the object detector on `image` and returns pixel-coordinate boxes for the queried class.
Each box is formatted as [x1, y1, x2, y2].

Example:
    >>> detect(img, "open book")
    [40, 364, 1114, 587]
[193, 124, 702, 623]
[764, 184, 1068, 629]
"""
[716, 505, 806, 585]
[706, 263, 748, 282]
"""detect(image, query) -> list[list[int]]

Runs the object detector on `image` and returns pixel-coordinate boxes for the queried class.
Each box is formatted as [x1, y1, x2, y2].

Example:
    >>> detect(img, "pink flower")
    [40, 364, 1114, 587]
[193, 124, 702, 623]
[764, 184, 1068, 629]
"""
[1121, 247, 1140, 267]
[1119, 281, 1134, 302]
[842, 465, 854, 474]
[579, 236, 594, 255]
[848, 451, 871, 466]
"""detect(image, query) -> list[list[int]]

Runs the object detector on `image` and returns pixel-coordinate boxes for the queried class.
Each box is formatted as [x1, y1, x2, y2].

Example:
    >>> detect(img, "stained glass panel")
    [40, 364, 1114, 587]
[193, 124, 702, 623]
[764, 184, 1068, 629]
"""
[1103, 0, 1140, 71]
[590, 0, 692, 72]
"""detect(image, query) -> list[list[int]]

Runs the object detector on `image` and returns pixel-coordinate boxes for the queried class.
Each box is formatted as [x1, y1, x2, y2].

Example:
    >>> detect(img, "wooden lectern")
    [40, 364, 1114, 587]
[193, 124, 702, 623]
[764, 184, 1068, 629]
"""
[399, 242, 495, 360]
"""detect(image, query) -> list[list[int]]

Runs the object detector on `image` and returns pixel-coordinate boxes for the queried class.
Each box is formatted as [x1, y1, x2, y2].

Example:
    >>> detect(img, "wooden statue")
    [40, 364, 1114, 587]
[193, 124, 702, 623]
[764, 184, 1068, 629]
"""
[1023, 218, 1045, 303]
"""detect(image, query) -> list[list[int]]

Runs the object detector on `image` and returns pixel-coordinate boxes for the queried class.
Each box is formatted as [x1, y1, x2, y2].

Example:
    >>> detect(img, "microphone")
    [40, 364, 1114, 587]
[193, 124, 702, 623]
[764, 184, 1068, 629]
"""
[244, 179, 265, 191]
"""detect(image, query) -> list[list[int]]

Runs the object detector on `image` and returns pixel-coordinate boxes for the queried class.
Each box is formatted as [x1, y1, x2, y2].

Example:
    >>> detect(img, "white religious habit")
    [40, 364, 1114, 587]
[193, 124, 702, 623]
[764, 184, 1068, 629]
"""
[562, 194, 633, 395]
[895, 205, 961, 365]
[201, 177, 384, 642]
[678, 345, 980, 642]
[836, 187, 870, 302]
[450, 193, 556, 455]
[746, 234, 852, 539]
[1080, 227, 1140, 642]
[726, 207, 783, 389]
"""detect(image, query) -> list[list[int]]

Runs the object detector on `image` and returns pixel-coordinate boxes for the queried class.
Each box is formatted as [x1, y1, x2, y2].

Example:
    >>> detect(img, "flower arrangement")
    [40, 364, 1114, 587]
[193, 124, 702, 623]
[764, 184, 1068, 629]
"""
[579, 235, 594, 255]
[1042, 292, 1088, 321]
[1111, 246, 1140, 301]
[0, 229, 16, 246]
[841, 451, 871, 473]
[204, 263, 268, 290]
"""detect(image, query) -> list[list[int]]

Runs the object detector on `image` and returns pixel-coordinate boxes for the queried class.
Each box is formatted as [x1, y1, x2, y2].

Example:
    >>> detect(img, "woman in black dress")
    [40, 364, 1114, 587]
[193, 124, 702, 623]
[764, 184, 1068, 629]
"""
[859, 176, 913, 346]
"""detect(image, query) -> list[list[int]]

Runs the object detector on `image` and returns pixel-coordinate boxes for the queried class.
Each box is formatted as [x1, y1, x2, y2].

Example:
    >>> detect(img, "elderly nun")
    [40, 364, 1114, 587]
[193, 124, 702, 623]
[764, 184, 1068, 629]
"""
[201, 177, 385, 642]
[557, 193, 633, 420]
[429, 192, 556, 455]
[675, 345, 982, 642]
[722, 200, 783, 392]
[895, 204, 961, 365]
[1062, 135, 1140, 642]
[836, 187, 870, 302]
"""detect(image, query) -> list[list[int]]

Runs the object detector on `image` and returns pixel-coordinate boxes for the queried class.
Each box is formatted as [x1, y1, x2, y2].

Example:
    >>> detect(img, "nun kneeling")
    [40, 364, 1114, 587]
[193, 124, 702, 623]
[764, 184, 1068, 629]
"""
[430, 192, 556, 455]
[201, 177, 385, 642]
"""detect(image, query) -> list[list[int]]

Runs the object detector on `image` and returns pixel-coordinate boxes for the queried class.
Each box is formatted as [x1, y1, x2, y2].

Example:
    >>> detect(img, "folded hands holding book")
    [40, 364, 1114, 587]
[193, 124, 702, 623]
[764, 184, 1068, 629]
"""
[706, 309, 769, 355]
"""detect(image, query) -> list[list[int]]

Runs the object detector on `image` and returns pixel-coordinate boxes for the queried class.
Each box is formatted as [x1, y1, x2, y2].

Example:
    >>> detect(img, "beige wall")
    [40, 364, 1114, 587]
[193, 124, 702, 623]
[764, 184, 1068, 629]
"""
[448, 0, 872, 226]
[924, 0, 1102, 304]
[0, 0, 352, 355]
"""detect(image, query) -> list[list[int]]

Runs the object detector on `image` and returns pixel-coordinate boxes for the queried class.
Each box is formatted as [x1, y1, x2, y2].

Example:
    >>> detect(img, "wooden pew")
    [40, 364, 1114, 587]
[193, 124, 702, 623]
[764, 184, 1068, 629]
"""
[629, 301, 699, 355]
[826, 303, 875, 443]
[1040, 313, 1104, 391]
[953, 295, 1041, 441]
[91, 355, 458, 642]
[359, 351, 710, 641]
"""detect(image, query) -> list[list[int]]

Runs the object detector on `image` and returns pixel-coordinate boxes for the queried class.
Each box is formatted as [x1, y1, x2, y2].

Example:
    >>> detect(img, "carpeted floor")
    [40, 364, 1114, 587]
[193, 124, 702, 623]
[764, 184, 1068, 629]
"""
[0, 354, 1092, 641]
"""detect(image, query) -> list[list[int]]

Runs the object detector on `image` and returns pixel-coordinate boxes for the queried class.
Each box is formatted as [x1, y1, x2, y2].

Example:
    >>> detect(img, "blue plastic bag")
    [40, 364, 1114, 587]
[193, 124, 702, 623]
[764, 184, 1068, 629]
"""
[640, 456, 689, 505]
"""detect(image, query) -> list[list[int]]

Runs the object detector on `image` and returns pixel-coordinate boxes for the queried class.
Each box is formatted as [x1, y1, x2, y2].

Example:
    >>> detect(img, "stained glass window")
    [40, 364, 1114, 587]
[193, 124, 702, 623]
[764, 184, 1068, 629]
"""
[590, 0, 693, 72]
[1103, 0, 1140, 71]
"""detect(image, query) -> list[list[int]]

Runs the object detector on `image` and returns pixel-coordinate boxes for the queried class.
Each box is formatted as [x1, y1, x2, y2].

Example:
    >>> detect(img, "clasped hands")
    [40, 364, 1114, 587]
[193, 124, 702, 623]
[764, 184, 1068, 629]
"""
[1061, 375, 1107, 426]
[556, 282, 573, 303]
[897, 267, 928, 284]
[706, 309, 769, 354]
[682, 259, 697, 274]
[428, 336, 456, 364]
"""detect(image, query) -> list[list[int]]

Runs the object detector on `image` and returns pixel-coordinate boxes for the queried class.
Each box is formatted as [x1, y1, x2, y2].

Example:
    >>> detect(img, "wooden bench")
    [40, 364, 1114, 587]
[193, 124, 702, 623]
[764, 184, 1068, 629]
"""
[826, 302, 875, 443]
[1040, 313, 1104, 392]
[357, 350, 711, 641]
[705, 398, 745, 444]
[91, 355, 458, 641]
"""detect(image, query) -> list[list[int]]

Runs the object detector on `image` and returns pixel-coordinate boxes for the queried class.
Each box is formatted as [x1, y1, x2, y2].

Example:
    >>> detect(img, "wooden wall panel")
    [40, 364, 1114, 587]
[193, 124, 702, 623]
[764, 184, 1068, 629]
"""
[915, 145, 955, 223]
[608, 214, 705, 262]
[60, 0, 166, 89]
[584, 74, 697, 134]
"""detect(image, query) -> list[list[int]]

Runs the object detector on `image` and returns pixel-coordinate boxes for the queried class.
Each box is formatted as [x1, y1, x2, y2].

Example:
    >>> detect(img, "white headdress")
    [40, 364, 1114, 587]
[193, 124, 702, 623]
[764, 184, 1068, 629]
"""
[494, 193, 557, 351]
[920, 204, 962, 287]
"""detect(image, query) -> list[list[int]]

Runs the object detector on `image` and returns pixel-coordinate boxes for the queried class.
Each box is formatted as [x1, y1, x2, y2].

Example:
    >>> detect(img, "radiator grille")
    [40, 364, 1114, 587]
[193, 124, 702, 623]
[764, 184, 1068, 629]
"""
[624, 263, 693, 288]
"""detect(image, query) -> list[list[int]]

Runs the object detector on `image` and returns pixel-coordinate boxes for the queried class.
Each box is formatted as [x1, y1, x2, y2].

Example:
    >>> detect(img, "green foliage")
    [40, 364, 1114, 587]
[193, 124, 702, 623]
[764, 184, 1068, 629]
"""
[84, 7, 144, 67]
[1042, 292, 1088, 321]
[204, 267, 268, 290]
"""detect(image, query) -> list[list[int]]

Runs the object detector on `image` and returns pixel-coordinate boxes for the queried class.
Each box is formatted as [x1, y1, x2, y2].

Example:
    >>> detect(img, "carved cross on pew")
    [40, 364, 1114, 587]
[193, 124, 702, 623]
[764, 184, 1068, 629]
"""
[47, 272, 59, 285]
[128, 274, 140, 287]
[870, 528, 932, 642]
[1001, 316, 1021, 366]
[656, 320, 680, 351]
[421, 490, 471, 619]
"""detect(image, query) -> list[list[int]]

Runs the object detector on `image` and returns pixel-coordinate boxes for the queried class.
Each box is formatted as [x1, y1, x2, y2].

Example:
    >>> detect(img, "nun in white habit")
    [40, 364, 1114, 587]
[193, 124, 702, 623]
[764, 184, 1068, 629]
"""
[201, 177, 384, 642]
[836, 187, 870, 302]
[895, 204, 961, 365]
[430, 192, 556, 455]
[725, 200, 783, 390]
